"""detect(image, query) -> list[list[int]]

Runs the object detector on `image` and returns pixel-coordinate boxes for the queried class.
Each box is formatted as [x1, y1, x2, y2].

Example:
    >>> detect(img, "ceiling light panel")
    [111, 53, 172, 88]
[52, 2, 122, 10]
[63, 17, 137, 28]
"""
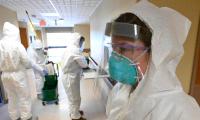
[0, 0, 103, 26]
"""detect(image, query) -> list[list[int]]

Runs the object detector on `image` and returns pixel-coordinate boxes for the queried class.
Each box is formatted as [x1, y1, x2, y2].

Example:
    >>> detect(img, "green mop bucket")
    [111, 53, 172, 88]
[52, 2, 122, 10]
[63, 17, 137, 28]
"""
[42, 74, 58, 101]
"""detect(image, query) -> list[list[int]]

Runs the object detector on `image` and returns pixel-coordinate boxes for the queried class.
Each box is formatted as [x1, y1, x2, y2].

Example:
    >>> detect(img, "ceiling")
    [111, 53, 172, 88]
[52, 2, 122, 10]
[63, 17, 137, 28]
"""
[0, 0, 103, 27]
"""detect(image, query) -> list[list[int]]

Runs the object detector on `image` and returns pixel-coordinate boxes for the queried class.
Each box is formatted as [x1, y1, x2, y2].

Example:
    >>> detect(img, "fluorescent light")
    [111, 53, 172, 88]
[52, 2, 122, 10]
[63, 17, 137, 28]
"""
[41, 13, 60, 17]
[48, 0, 61, 17]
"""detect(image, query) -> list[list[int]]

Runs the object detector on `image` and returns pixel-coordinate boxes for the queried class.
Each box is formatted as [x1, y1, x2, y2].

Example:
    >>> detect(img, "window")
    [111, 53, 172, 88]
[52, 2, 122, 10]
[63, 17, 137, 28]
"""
[47, 33, 73, 63]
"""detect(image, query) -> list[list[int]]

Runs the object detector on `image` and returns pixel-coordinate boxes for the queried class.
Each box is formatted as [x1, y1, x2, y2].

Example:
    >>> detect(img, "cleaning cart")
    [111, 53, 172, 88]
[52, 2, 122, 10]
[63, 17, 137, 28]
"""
[42, 61, 59, 106]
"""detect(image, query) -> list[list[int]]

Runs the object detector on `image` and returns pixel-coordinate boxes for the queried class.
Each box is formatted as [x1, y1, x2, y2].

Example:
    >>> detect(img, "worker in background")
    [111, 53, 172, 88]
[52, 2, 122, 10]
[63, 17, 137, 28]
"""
[0, 22, 33, 120]
[106, 1, 200, 120]
[27, 40, 48, 98]
[61, 33, 88, 120]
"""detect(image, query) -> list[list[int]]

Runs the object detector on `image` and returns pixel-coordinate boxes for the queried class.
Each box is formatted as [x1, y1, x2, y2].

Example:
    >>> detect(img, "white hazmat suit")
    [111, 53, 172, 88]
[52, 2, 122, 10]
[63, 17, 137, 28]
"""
[0, 22, 32, 120]
[106, 1, 200, 120]
[27, 40, 46, 94]
[61, 33, 88, 119]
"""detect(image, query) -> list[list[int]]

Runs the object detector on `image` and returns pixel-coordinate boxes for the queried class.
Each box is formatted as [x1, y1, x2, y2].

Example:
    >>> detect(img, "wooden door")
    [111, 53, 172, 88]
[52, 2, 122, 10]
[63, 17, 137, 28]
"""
[19, 27, 29, 48]
[190, 19, 200, 105]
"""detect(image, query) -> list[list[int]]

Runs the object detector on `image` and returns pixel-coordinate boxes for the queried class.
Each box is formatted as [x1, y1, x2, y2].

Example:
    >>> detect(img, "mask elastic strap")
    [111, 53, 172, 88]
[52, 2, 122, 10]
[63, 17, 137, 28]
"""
[137, 65, 144, 80]
[133, 48, 149, 63]
[133, 66, 144, 82]
[129, 62, 139, 66]
[134, 52, 150, 84]
[129, 48, 148, 66]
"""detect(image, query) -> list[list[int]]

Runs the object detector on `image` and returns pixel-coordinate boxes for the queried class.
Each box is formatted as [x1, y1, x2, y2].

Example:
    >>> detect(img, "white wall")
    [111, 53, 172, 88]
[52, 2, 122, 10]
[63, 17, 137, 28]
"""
[0, 5, 18, 38]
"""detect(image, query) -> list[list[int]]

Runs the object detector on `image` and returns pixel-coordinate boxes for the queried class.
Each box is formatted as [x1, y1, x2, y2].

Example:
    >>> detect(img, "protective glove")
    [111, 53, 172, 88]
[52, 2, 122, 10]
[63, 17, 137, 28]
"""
[43, 69, 48, 76]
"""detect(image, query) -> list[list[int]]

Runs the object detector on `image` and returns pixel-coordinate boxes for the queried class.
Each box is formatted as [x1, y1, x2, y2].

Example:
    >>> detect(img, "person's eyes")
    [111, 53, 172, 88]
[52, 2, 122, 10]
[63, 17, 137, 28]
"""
[120, 47, 126, 53]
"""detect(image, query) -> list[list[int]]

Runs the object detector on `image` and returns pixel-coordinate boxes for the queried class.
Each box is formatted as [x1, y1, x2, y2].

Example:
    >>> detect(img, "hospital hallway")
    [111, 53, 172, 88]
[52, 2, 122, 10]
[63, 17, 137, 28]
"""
[0, 69, 107, 120]
[1, 0, 200, 120]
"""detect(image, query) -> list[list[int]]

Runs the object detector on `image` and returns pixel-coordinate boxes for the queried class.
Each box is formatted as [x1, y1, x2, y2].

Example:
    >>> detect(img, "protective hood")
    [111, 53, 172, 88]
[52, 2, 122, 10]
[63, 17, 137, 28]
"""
[2, 22, 20, 42]
[106, 1, 199, 120]
[69, 33, 81, 48]
[129, 0, 191, 96]
[0, 22, 29, 72]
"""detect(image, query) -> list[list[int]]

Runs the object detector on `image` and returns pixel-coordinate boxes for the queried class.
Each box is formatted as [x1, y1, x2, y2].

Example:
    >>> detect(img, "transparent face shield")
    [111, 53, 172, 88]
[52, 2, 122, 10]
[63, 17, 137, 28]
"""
[105, 22, 151, 41]
[105, 21, 150, 64]
[86, 22, 151, 86]
[105, 22, 151, 85]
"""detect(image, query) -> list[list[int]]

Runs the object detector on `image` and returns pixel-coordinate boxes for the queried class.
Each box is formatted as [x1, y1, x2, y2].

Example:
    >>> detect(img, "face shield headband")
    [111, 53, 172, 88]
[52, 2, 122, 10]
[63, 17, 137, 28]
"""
[105, 22, 152, 41]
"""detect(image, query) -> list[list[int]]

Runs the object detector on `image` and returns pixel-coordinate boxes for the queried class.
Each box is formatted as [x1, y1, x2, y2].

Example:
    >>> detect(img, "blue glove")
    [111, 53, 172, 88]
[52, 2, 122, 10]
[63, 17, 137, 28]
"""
[43, 69, 48, 76]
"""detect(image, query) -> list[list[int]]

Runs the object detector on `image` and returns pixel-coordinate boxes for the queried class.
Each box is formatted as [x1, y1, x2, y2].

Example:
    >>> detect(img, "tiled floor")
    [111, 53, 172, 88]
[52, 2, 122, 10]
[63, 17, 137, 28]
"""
[0, 71, 107, 120]
[0, 105, 9, 120]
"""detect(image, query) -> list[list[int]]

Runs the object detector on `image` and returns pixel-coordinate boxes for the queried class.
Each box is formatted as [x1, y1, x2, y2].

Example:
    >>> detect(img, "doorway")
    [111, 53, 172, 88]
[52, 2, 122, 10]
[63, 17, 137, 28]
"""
[46, 32, 73, 63]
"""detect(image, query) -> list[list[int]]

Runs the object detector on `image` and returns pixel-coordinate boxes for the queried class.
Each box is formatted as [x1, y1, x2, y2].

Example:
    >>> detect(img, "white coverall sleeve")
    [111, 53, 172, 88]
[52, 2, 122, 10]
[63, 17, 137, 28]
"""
[29, 58, 44, 74]
[74, 55, 88, 68]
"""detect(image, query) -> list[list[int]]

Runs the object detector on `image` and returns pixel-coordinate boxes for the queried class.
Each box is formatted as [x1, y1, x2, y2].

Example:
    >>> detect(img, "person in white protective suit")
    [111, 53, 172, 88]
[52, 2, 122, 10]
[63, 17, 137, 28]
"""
[106, 1, 200, 120]
[0, 22, 32, 120]
[61, 33, 88, 120]
[27, 40, 47, 96]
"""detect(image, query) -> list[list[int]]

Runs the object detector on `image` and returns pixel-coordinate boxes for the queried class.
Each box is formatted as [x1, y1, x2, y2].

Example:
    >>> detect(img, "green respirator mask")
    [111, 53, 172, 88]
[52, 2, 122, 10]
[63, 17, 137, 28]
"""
[109, 51, 139, 85]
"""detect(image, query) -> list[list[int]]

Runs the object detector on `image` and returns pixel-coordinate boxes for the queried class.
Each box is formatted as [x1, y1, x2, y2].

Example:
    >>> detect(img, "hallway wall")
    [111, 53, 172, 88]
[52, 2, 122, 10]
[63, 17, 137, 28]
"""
[0, 5, 18, 38]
